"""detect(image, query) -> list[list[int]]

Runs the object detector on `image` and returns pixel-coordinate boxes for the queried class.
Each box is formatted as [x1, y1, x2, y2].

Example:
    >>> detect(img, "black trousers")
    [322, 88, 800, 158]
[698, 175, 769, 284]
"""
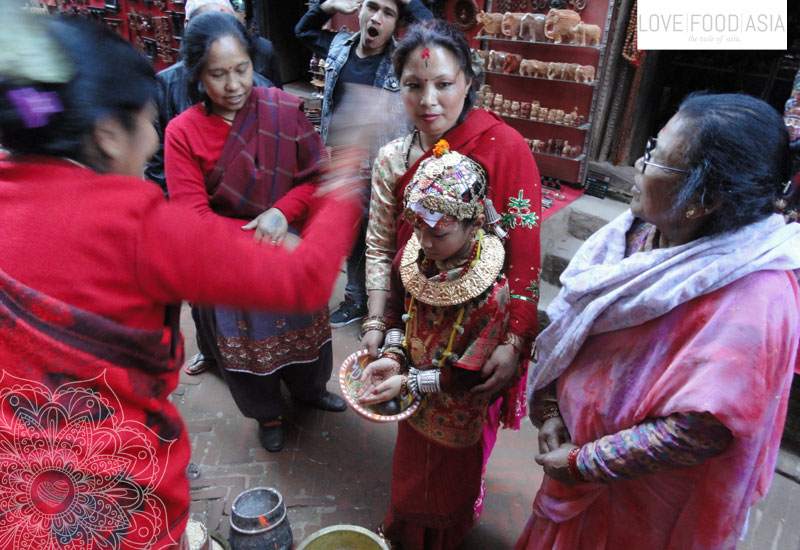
[193, 305, 333, 421]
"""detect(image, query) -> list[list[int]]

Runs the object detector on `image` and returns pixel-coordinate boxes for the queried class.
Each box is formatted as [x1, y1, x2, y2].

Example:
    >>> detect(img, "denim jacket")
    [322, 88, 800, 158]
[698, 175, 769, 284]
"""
[295, 2, 432, 144]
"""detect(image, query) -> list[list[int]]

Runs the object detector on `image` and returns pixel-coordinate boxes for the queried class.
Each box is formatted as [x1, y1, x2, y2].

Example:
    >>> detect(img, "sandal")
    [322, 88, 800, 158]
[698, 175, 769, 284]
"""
[183, 353, 213, 375]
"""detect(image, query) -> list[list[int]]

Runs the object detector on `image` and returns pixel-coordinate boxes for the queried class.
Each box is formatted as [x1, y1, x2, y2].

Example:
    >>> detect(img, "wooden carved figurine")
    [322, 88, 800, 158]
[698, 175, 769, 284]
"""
[571, 22, 602, 45]
[503, 53, 523, 74]
[566, 106, 579, 126]
[538, 107, 549, 122]
[547, 108, 565, 124]
[575, 64, 596, 83]
[519, 59, 535, 77]
[476, 11, 503, 37]
[544, 9, 581, 44]
[493, 94, 504, 113]
[519, 13, 547, 42]
[501, 12, 527, 40]
[561, 63, 580, 81]
[488, 50, 507, 72]
[547, 62, 565, 80]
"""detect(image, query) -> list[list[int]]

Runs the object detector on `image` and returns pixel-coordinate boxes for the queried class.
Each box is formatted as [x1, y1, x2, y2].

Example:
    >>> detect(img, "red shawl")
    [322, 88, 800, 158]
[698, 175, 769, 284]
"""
[393, 109, 541, 344]
[205, 86, 324, 222]
[0, 268, 190, 549]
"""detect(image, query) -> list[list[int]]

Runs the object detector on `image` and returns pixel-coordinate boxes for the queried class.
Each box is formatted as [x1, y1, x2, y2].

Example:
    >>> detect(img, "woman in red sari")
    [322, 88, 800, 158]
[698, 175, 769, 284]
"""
[165, 12, 348, 454]
[0, 16, 363, 550]
[362, 20, 541, 524]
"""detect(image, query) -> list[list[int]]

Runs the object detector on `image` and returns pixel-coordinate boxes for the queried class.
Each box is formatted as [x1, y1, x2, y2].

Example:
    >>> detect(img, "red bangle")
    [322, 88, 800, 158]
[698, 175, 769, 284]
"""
[567, 447, 584, 483]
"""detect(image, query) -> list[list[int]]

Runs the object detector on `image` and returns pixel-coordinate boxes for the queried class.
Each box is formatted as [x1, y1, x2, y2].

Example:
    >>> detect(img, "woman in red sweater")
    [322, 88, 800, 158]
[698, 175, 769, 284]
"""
[165, 12, 347, 454]
[0, 16, 362, 550]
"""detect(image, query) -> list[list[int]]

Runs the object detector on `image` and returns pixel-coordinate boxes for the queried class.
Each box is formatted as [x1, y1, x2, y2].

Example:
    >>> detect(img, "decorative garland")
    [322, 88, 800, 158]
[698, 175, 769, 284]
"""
[622, 1, 644, 67]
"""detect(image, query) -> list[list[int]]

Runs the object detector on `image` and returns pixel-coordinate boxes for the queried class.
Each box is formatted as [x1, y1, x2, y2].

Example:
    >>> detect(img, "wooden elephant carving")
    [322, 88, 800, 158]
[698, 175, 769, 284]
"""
[544, 9, 581, 44]
[488, 50, 508, 72]
[547, 61, 565, 80]
[519, 13, 547, 41]
[572, 21, 602, 45]
[561, 63, 580, 81]
[575, 64, 596, 83]
[502, 53, 523, 74]
[476, 11, 503, 37]
[501, 12, 527, 40]
[520, 59, 548, 78]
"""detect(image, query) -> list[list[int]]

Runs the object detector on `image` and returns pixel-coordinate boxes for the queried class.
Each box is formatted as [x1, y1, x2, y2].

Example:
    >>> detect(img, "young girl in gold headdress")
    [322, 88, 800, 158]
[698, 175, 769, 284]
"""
[358, 140, 510, 550]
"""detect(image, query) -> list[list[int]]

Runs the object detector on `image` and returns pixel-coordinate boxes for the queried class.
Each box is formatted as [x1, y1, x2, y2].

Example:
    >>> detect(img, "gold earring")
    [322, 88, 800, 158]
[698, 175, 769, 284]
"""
[686, 208, 696, 218]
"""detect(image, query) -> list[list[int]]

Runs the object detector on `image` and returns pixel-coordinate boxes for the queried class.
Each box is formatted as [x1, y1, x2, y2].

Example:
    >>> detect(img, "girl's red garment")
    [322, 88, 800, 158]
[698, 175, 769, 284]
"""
[382, 238, 510, 550]
[0, 156, 362, 549]
[392, 109, 542, 346]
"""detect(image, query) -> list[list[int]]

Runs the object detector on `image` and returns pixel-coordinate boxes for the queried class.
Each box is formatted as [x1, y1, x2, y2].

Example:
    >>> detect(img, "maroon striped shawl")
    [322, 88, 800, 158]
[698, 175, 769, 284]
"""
[205, 86, 325, 219]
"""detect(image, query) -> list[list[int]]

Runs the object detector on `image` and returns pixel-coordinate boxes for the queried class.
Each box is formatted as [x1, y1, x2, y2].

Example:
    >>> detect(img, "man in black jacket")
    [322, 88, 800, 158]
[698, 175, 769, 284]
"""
[295, 0, 432, 328]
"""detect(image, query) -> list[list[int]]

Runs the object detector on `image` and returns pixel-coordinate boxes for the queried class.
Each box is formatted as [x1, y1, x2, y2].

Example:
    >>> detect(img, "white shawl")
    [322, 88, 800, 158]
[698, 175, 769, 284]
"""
[528, 212, 800, 396]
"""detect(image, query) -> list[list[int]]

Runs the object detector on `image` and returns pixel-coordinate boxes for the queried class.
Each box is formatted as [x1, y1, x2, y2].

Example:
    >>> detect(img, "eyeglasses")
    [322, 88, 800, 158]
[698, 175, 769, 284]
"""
[642, 138, 690, 175]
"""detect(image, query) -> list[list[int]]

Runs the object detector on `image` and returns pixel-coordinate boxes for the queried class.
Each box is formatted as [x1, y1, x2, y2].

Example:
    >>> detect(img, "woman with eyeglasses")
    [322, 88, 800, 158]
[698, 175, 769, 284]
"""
[516, 92, 800, 550]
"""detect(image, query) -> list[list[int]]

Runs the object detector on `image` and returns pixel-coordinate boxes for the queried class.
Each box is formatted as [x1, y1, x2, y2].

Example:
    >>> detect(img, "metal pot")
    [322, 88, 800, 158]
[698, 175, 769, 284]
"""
[229, 487, 292, 550]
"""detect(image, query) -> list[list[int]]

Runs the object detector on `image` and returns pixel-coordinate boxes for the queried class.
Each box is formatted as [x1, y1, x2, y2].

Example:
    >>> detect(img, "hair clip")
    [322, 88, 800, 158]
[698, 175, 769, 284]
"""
[6, 87, 63, 128]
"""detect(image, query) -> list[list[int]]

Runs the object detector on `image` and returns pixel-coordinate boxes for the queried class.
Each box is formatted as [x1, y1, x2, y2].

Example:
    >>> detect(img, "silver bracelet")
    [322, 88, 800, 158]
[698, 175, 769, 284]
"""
[417, 368, 441, 394]
[407, 368, 420, 398]
[383, 328, 404, 348]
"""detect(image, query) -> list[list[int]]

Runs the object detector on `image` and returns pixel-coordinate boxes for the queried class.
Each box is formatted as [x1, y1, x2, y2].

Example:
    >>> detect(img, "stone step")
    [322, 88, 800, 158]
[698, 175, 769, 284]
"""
[537, 279, 560, 330]
[565, 194, 629, 241]
[540, 234, 585, 286]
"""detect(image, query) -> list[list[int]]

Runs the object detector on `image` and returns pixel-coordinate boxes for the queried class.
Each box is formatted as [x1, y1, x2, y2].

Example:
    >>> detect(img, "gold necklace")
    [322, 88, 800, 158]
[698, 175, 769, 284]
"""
[399, 230, 505, 307]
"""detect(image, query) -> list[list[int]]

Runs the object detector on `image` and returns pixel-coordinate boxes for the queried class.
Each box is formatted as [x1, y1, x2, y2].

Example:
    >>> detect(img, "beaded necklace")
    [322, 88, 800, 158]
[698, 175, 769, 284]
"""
[402, 231, 483, 368]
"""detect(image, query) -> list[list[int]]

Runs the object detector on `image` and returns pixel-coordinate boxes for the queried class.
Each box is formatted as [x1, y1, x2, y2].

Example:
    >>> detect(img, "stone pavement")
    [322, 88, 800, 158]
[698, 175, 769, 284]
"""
[172, 276, 800, 549]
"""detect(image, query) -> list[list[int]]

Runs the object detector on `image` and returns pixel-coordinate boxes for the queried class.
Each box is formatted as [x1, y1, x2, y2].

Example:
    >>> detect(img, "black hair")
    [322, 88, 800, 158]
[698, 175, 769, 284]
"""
[180, 11, 254, 114]
[392, 20, 477, 124]
[672, 92, 799, 237]
[0, 17, 156, 166]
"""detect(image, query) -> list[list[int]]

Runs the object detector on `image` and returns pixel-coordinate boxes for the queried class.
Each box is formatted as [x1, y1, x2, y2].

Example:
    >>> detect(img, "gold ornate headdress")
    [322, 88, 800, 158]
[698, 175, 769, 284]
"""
[403, 139, 487, 227]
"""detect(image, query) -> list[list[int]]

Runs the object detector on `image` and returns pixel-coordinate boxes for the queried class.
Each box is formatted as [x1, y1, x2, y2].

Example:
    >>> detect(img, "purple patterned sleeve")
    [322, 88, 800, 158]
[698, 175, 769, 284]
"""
[576, 412, 733, 482]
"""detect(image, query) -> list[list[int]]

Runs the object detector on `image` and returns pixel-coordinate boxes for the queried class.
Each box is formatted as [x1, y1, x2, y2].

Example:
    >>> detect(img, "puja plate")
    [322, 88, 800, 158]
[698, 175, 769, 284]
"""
[338, 350, 420, 423]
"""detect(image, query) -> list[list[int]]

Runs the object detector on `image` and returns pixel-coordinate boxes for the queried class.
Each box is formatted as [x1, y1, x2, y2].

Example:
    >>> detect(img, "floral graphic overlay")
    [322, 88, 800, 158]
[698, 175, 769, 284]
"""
[0, 372, 175, 550]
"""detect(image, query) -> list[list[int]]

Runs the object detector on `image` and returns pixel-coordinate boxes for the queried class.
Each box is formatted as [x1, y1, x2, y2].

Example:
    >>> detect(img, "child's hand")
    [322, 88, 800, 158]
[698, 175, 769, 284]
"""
[358, 374, 404, 405]
[357, 358, 401, 399]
